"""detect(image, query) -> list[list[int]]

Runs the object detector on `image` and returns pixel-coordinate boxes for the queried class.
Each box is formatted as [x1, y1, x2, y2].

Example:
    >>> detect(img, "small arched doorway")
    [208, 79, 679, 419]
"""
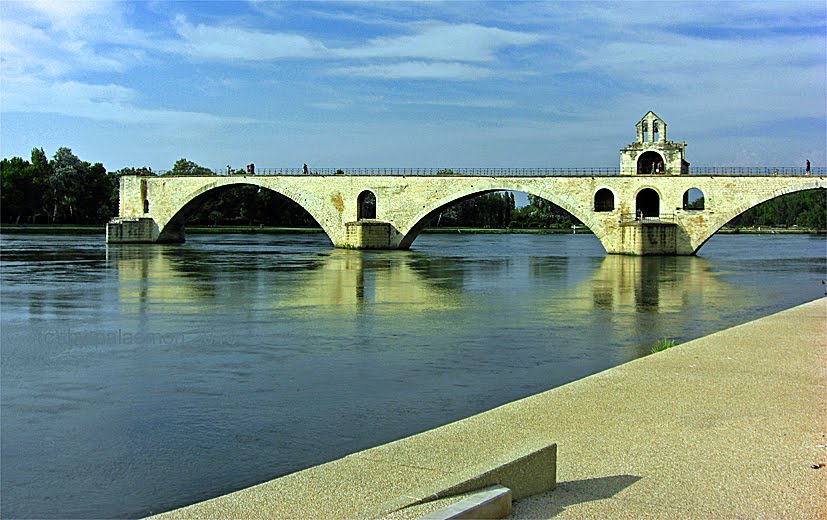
[357, 190, 377, 220]
[636, 188, 660, 219]
[594, 188, 614, 212]
[637, 151, 664, 175]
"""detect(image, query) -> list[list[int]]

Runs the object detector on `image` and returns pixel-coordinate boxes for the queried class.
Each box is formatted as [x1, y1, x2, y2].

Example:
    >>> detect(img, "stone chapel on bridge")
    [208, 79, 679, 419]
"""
[620, 111, 689, 175]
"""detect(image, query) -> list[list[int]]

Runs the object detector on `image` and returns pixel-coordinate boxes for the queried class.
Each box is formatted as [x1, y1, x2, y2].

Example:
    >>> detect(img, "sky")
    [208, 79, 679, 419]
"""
[1, 0, 825, 173]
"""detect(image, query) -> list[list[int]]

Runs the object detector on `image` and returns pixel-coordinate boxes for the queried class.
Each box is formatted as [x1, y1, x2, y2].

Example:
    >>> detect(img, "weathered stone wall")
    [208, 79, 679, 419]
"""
[619, 223, 678, 255]
[344, 221, 392, 249]
[110, 174, 825, 255]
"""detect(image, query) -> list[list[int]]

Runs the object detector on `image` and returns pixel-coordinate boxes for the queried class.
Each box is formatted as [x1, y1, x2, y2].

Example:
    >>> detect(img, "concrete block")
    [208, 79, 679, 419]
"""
[382, 443, 556, 516]
[417, 485, 512, 520]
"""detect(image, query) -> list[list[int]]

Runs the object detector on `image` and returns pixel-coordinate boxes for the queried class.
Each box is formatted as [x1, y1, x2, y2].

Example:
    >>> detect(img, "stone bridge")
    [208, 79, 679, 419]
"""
[107, 172, 825, 255]
[106, 112, 825, 255]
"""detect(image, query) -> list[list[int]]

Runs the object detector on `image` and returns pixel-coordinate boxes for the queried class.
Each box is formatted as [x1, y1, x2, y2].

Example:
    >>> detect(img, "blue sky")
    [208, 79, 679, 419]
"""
[1, 1, 825, 173]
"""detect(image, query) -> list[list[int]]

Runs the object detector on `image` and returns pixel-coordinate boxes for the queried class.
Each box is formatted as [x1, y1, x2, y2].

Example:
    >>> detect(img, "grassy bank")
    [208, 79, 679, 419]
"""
[187, 226, 323, 235]
[0, 224, 103, 235]
[422, 226, 591, 234]
[718, 226, 825, 234]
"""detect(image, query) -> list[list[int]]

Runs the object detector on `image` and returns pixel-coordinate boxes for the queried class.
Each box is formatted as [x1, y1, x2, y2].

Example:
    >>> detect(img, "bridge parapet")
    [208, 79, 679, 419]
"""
[143, 166, 825, 177]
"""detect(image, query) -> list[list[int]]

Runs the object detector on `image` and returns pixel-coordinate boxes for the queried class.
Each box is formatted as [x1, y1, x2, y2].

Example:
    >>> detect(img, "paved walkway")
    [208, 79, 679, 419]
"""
[151, 298, 826, 519]
[510, 297, 827, 519]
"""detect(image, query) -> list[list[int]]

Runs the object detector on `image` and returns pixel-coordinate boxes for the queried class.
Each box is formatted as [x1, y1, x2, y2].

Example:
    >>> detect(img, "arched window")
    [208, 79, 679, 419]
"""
[594, 188, 614, 212]
[683, 188, 705, 210]
[636, 188, 660, 219]
[357, 190, 376, 220]
[637, 151, 664, 175]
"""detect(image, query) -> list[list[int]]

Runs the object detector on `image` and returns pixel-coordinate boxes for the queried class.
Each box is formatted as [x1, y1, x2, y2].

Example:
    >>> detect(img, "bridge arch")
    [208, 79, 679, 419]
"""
[396, 184, 604, 250]
[156, 180, 334, 244]
[691, 182, 825, 254]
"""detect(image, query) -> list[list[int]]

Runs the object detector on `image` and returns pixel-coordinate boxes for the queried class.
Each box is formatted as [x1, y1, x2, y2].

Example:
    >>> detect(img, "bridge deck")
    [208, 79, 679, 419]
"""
[143, 167, 824, 177]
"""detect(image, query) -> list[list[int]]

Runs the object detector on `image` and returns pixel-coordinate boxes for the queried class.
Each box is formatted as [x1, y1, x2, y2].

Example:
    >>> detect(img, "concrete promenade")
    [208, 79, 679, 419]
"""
[152, 298, 826, 519]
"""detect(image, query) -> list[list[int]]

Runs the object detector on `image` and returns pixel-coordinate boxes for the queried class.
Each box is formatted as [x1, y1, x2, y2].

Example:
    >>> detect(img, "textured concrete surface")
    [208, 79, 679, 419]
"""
[149, 298, 826, 519]
[509, 297, 827, 519]
[149, 422, 556, 519]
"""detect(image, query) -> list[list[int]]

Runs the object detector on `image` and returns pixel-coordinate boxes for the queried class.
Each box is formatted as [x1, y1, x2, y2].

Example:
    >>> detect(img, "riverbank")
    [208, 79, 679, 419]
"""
[1, 224, 823, 236]
[149, 298, 827, 519]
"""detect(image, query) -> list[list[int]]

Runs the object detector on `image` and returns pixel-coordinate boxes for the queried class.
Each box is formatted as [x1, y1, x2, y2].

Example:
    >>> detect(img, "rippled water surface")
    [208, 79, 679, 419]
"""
[1, 232, 825, 518]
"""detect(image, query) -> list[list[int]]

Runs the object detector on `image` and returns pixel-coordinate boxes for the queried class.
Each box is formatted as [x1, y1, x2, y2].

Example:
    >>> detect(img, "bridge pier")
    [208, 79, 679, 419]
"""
[613, 221, 681, 255]
[106, 218, 157, 243]
[106, 217, 185, 243]
[343, 220, 395, 249]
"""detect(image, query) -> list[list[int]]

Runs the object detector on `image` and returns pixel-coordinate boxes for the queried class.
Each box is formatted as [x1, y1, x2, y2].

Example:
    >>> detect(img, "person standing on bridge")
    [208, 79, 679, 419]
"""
[806, 160, 811, 175]
[303, 163, 309, 175]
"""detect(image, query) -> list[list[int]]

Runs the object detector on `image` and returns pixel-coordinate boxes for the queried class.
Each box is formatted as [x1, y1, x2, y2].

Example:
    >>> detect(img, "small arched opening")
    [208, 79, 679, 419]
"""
[594, 188, 615, 212]
[683, 188, 705, 210]
[357, 190, 377, 220]
[636, 188, 660, 219]
[637, 151, 664, 175]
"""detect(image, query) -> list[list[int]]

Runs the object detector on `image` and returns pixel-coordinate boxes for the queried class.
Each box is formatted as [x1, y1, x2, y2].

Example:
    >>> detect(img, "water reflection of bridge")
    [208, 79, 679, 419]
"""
[111, 241, 734, 322]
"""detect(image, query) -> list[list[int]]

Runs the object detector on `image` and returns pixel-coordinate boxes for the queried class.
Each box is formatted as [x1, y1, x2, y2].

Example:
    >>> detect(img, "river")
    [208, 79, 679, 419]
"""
[1, 232, 825, 518]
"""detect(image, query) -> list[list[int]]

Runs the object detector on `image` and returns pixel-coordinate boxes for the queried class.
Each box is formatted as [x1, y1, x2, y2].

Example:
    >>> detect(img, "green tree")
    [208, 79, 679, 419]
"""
[168, 158, 214, 176]
[116, 166, 154, 176]
[49, 147, 87, 222]
[511, 195, 579, 228]
[686, 196, 705, 210]
[431, 191, 517, 228]
[1, 157, 32, 223]
[30, 148, 52, 222]
[79, 162, 118, 222]
[729, 189, 826, 229]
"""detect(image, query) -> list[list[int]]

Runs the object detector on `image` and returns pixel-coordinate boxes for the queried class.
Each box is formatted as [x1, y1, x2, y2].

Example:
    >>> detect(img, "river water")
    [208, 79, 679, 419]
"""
[1, 232, 825, 518]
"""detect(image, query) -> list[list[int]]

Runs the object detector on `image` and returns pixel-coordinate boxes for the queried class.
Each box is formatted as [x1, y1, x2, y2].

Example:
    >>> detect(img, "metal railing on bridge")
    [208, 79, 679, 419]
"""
[619, 213, 677, 224]
[687, 166, 825, 176]
[250, 167, 623, 176]
[145, 166, 825, 177]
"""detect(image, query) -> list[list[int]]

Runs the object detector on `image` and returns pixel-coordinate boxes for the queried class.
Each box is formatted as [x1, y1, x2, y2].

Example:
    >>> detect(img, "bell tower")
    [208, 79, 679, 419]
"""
[620, 111, 689, 175]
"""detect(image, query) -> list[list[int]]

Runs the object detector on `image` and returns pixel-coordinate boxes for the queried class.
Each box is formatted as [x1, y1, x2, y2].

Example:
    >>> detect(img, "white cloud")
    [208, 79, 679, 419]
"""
[16, 0, 118, 31]
[171, 16, 328, 61]
[331, 61, 495, 80]
[401, 98, 515, 109]
[336, 23, 542, 62]
[1, 76, 257, 126]
[164, 19, 541, 68]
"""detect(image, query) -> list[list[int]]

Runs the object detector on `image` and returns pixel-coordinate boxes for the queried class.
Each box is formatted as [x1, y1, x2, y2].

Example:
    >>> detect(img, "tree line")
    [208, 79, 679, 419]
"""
[1, 148, 824, 229]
